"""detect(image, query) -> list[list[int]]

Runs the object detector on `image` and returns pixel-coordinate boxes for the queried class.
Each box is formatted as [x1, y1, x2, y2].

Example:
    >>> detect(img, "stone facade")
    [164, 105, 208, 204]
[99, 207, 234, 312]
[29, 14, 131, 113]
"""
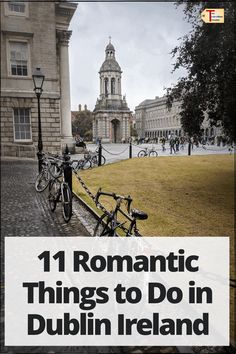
[135, 96, 220, 140]
[0, 1, 77, 157]
[93, 40, 131, 143]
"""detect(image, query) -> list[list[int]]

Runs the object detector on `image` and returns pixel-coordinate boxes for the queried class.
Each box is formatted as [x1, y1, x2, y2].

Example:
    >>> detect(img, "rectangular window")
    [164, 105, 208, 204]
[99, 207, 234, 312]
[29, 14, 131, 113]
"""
[13, 108, 32, 141]
[9, 42, 28, 76]
[8, 1, 25, 13]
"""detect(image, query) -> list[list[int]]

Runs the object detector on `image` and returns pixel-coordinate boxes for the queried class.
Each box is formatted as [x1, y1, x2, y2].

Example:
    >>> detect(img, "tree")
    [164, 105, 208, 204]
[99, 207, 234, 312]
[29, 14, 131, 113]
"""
[166, 1, 236, 141]
[72, 109, 93, 141]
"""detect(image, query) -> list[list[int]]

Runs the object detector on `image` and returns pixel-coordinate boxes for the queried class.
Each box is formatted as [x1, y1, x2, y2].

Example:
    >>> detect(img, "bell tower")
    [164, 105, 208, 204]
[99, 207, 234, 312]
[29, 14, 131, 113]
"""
[99, 37, 122, 101]
[93, 38, 131, 143]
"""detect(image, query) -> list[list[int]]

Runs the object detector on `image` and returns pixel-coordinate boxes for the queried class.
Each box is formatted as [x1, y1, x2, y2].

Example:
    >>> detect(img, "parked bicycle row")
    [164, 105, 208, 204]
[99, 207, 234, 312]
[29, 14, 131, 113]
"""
[35, 151, 148, 235]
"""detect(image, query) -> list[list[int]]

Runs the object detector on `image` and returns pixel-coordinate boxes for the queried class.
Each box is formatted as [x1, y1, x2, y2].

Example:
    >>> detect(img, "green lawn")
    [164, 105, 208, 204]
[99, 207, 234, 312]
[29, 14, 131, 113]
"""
[73, 154, 235, 341]
[73, 154, 234, 238]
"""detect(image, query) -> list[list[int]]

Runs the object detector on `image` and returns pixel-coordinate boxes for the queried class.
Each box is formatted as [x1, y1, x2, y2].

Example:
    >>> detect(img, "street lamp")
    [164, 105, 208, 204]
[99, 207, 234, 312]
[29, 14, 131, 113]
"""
[32, 67, 45, 172]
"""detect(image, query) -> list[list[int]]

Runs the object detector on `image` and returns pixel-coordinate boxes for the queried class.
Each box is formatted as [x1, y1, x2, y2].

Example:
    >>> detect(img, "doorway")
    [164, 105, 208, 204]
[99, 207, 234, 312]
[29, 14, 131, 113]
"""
[111, 118, 121, 143]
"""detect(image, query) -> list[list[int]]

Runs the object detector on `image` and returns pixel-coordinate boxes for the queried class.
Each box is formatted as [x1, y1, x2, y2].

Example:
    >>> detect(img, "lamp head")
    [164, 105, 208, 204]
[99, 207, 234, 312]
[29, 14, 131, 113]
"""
[32, 67, 45, 95]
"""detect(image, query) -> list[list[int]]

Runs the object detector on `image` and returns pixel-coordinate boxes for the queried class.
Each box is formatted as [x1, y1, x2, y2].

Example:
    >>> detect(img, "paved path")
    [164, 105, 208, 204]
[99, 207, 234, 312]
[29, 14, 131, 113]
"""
[1, 159, 89, 237]
[74, 143, 233, 165]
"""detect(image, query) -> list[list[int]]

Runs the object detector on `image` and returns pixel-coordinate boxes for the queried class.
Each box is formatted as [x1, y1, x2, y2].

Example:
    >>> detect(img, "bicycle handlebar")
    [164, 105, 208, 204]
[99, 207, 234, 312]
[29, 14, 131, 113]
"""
[95, 188, 133, 212]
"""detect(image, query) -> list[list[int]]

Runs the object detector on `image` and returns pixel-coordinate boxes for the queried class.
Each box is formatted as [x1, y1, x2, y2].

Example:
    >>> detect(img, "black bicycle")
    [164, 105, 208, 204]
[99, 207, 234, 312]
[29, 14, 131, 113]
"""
[138, 147, 158, 157]
[93, 188, 148, 237]
[91, 152, 106, 167]
[48, 161, 72, 223]
[76, 153, 92, 170]
[75, 150, 106, 170]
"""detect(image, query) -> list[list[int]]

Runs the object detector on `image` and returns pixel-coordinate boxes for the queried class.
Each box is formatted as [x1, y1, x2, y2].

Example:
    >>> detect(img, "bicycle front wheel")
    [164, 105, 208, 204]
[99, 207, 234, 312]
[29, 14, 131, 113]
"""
[35, 169, 50, 192]
[149, 150, 158, 157]
[91, 155, 98, 167]
[61, 183, 72, 223]
[138, 150, 146, 157]
[91, 155, 106, 167]
[81, 159, 91, 170]
[93, 214, 116, 236]
[101, 155, 106, 165]
[48, 179, 59, 212]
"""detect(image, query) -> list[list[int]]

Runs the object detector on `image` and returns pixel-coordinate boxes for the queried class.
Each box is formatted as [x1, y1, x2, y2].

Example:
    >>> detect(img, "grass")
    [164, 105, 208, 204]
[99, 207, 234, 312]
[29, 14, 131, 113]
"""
[73, 154, 234, 237]
[72, 154, 235, 342]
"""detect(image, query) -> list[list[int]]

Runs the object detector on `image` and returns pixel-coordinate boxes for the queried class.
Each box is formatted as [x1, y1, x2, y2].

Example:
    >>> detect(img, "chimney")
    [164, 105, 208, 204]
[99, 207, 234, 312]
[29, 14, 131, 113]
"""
[78, 104, 82, 111]
[84, 104, 87, 111]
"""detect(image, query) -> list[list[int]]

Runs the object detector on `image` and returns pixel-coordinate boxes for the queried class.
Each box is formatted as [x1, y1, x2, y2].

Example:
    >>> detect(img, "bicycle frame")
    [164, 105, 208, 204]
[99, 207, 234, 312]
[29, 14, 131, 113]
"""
[94, 190, 142, 237]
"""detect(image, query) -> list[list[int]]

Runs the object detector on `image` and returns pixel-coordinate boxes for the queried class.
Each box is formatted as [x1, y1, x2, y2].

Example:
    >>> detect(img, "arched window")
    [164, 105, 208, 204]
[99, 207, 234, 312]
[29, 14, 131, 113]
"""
[105, 78, 108, 96]
[111, 78, 115, 94]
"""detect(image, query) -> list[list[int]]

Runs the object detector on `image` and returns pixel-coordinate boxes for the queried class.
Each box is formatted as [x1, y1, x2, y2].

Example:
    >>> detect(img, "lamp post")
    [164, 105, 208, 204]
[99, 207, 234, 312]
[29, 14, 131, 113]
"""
[32, 68, 45, 173]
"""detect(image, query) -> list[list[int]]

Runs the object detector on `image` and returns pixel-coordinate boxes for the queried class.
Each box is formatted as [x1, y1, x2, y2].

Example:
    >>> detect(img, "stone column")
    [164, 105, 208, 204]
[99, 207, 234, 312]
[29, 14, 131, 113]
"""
[56, 29, 74, 152]
[100, 77, 102, 95]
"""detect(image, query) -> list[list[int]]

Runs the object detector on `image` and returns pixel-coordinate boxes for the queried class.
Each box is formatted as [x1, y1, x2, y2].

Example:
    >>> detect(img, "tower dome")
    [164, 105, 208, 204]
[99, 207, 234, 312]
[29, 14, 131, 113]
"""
[105, 42, 115, 51]
[99, 38, 121, 73]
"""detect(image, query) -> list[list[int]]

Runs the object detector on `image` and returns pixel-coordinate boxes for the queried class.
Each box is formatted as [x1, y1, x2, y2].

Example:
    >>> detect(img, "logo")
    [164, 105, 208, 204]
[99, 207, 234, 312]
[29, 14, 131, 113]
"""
[201, 9, 224, 23]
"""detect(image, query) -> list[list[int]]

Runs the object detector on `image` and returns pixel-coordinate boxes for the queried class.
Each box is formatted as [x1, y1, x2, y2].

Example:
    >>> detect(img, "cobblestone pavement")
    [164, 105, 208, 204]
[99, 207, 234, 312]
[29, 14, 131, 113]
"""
[1, 158, 90, 237]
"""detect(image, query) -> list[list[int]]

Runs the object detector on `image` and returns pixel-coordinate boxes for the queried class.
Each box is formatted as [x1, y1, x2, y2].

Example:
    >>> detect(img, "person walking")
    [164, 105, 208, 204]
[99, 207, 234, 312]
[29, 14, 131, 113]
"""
[161, 137, 166, 152]
[169, 136, 176, 154]
[180, 136, 185, 150]
[175, 136, 180, 152]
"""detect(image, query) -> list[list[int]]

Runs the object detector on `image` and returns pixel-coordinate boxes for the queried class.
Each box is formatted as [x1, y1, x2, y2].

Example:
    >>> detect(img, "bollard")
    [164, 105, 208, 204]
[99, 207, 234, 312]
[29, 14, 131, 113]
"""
[63, 144, 72, 193]
[98, 142, 102, 166]
[37, 151, 43, 173]
[129, 140, 132, 159]
[188, 142, 191, 156]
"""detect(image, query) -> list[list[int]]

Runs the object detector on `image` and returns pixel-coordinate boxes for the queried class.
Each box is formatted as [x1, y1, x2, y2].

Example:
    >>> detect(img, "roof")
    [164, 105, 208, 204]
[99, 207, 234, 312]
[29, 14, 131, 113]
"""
[99, 58, 121, 73]
[106, 42, 115, 51]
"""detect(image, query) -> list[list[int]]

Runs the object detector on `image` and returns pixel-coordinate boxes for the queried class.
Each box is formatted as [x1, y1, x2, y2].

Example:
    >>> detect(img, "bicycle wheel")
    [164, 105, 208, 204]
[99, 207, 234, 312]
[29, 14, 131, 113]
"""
[79, 159, 91, 170]
[75, 159, 84, 170]
[91, 155, 106, 167]
[35, 169, 50, 192]
[149, 150, 158, 157]
[93, 214, 115, 236]
[91, 155, 98, 167]
[138, 150, 146, 157]
[48, 179, 59, 212]
[101, 155, 106, 165]
[61, 183, 72, 223]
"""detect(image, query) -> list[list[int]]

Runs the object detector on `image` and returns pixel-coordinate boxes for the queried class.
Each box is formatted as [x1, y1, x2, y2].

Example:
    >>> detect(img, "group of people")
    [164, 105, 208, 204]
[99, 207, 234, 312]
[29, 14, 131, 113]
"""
[160, 136, 186, 154]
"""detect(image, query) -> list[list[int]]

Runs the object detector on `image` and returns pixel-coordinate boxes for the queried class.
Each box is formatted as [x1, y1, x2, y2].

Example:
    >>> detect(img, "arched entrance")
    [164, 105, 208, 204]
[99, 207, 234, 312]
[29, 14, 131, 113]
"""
[111, 118, 121, 143]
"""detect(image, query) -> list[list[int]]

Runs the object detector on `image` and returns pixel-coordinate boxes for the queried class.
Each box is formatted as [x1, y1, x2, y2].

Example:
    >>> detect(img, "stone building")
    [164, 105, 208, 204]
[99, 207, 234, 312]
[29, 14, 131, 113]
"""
[135, 96, 220, 140]
[0, 1, 77, 157]
[93, 40, 131, 143]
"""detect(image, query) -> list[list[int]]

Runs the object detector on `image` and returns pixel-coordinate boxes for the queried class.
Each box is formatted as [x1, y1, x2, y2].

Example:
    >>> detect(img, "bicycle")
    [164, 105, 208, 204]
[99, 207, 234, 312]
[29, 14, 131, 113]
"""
[48, 159, 72, 223]
[90, 150, 106, 167]
[35, 153, 63, 192]
[138, 146, 158, 157]
[75, 150, 106, 169]
[93, 188, 148, 237]
[76, 153, 92, 170]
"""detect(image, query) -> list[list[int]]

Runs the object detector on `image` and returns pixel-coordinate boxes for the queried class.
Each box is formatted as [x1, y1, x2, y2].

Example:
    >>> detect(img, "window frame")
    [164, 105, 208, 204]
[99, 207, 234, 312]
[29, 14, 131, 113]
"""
[5, 1, 29, 17]
[13, 108, 32, 142]
[7, 39, 31, 78]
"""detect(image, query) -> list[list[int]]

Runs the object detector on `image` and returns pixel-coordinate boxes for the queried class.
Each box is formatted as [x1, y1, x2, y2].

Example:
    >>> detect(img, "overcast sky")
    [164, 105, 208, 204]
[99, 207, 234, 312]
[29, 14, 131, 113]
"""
[69, 2, 192, 112]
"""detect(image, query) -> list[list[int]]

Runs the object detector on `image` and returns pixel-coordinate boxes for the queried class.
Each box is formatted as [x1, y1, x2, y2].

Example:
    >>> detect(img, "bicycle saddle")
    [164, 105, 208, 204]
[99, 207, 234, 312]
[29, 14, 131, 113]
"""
[131, 209, 148, 220]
